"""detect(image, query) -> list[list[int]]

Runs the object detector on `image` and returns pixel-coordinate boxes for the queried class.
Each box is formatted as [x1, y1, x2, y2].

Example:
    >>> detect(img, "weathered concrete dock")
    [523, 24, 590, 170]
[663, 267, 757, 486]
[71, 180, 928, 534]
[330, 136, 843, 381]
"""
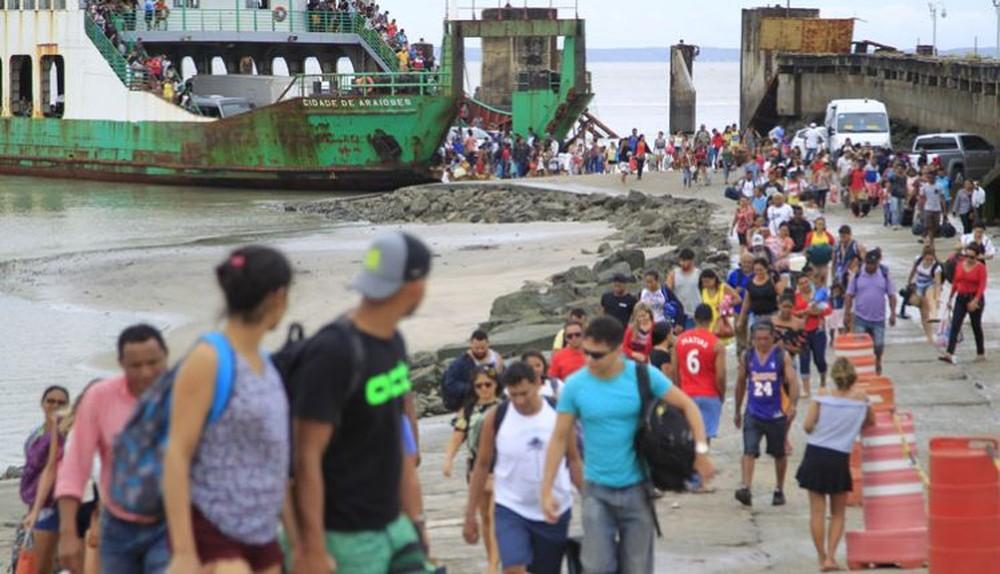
[417, 171, 998, 573]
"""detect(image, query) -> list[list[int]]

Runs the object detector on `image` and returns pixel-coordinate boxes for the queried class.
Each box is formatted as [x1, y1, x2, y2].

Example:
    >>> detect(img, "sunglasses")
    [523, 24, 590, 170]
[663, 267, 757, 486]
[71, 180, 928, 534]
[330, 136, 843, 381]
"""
[475, 382, 495, 389]
[583, 349, 610, 360]
[565, 332, 583, 339]
[45, 398, 68, 406]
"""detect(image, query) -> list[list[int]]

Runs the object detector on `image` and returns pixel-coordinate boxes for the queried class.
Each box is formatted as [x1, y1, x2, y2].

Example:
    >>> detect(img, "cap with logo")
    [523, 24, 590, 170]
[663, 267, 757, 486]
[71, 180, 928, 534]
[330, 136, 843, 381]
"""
[350, 232, 432, 300]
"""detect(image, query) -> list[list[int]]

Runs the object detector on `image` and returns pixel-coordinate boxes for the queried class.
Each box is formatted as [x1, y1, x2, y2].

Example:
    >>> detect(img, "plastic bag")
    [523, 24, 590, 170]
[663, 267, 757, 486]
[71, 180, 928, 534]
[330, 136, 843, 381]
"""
[935, 306, 955, 349]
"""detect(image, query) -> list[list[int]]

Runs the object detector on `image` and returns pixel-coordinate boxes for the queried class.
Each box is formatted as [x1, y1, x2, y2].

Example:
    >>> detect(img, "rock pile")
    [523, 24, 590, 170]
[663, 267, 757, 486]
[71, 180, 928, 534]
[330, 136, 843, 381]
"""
[1, 466, 22, 481]
[285, 185, 716, 248]
[286, 183, 730, 417]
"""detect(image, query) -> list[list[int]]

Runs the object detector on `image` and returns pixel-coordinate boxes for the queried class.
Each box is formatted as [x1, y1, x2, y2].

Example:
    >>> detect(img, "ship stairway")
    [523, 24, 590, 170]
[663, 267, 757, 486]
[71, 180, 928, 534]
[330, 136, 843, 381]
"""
[564, 110, 619, 149]
[85, 12, 148, 90]
[460, 96, 512, 131]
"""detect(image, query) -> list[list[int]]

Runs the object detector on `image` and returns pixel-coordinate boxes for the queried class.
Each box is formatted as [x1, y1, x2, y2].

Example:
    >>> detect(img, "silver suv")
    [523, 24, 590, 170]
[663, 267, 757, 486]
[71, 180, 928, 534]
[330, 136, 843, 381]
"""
[910, 133, 999, 183]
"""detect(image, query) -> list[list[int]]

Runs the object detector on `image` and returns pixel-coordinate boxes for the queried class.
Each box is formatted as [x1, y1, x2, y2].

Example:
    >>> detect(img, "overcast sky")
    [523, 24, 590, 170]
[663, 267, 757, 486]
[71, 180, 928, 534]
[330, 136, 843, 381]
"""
[389, 1, 999, 51]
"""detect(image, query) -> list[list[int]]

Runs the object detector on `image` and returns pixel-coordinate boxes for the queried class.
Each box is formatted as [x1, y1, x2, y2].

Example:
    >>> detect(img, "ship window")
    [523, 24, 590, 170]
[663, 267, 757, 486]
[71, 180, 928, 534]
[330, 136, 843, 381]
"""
[22, 0, 33, 9]
[9, 56, 33, 117]
[41, 56, 64, 118]
[272, 57, 289, 76]
[173, 0, 199, 7]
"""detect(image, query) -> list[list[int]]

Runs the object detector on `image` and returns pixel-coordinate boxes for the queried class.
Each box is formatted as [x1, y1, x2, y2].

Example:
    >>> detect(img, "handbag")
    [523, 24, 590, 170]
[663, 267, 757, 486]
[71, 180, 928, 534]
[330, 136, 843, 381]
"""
[13, 530, 36, 574]
[713, 315, 735, 339]
[939, 218, 957, 239]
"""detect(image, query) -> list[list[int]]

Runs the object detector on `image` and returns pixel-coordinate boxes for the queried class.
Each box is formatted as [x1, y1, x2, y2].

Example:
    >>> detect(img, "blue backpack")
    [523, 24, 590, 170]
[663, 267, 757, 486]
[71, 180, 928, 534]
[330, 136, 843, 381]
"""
[109, 332, 236, 517]
[660, 286, 686, 329]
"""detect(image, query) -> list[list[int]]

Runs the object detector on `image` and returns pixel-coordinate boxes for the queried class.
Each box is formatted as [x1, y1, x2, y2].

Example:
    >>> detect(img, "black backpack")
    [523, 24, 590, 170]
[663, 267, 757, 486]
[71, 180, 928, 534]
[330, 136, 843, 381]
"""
[634, 363, 695, 493]
[272, 316, 366, 406]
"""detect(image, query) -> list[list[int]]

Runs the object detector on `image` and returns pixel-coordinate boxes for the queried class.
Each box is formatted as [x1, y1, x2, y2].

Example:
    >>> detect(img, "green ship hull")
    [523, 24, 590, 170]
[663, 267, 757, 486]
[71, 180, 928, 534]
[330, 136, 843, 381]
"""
[0, 95, 458, 191]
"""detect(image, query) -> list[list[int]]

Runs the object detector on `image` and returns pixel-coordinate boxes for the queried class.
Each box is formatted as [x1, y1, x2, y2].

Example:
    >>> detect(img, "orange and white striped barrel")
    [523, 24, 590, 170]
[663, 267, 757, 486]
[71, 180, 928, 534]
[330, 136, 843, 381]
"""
[860, 412, 926, 531]
[857, 376, 895, 411]
[850, 354, 878, 377]
[834, 333, 875, 360]
[848, 441, 864, 506]
[846, 410, 929, 570]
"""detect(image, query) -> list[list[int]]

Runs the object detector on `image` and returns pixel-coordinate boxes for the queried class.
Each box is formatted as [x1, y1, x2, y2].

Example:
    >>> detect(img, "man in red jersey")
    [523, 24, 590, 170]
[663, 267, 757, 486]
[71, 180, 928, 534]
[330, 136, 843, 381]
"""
[671, 304, 727, 444]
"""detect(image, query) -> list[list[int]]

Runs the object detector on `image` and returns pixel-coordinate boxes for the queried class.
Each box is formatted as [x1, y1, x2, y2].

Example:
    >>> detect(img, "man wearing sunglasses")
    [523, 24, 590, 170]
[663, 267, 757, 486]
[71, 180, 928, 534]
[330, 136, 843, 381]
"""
[541, 317, 716, 574]
[549, 321, 587, 381]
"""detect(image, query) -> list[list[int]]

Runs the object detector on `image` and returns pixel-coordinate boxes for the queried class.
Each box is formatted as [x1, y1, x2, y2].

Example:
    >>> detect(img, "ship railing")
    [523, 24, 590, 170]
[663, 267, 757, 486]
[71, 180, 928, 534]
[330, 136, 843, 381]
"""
[116, 9, 400, 71]
[445, 0, 580, 20]
[85, 11, 147, 91]
[281, 71, 451, 101]
[0, 0, 68, 9]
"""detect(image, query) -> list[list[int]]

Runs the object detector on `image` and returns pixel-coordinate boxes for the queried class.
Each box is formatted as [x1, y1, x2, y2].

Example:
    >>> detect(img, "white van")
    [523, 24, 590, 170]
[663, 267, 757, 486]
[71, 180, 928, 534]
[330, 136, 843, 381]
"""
[824, 99, 892, 151]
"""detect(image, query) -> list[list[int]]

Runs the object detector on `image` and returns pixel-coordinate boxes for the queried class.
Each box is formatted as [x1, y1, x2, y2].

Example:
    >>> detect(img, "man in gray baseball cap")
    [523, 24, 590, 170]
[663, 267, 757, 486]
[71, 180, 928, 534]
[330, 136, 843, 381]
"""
[292, 231, 438, 573]
[350, 231, 432, 302]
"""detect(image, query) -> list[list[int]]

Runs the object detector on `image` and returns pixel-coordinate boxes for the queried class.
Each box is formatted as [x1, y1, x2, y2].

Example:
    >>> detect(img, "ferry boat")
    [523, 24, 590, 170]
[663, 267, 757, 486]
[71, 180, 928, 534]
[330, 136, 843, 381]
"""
[0, 1, 592, 190]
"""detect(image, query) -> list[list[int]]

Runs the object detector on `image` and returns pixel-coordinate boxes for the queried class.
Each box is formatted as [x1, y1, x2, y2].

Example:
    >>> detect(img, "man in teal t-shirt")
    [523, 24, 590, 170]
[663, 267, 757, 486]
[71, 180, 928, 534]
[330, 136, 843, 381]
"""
[541, 317, 717, 574]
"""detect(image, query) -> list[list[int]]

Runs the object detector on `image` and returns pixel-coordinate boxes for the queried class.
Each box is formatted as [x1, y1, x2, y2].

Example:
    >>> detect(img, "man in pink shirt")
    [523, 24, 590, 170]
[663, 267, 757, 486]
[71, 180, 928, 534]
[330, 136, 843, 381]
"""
[56, 324, 169, 574]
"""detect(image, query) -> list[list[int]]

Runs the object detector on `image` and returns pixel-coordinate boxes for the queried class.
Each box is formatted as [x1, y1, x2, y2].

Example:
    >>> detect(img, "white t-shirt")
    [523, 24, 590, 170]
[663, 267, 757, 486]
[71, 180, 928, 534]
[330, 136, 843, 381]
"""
[961, 233, 996, 258]
[640, 288, 667, 323]
[767, 204, 794, 235]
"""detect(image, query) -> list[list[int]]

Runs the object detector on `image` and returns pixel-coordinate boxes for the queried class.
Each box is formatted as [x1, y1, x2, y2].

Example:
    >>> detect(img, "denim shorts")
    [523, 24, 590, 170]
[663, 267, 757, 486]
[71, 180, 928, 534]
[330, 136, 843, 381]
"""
[101, 511, 170, 574]
[35, 507, 59, 532]
[853, 317, 886, 354]
[743, 414, 788, 458]
[693, 396, 723, 439]
[494, 504, 569, 572]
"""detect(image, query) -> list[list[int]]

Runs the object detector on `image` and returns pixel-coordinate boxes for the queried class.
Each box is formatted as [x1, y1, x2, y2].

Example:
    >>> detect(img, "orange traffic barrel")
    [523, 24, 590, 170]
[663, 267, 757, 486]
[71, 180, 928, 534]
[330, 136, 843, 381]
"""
[834, 333, 875, 359]
[848, 354, 878, 377]
[928, 436, 1000, 574]
[846, 528, 927, 571]
[848, 441, 864, 507]
[860, 412, 925, 531]
[847, 467, 864, 507]
[856, 376, 895, 411]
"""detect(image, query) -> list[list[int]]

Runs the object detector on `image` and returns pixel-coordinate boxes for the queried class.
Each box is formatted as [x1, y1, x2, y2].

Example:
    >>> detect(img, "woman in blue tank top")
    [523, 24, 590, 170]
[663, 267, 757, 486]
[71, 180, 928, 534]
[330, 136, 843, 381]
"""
[796, 358, 874, 572]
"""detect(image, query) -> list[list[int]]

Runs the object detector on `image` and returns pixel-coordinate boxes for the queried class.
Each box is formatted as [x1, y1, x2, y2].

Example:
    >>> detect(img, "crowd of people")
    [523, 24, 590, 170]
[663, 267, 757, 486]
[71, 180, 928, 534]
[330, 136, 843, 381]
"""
[435, 123, 992, 572]
[440, 124, 748, 184]
[12, 119, 993, 574]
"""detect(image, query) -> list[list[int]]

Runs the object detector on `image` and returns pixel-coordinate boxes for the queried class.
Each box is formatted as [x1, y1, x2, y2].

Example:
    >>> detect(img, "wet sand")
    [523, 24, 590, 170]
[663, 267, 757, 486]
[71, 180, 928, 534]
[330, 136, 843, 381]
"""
[5, 221, 614, 361]
[0, 217, 614, 563]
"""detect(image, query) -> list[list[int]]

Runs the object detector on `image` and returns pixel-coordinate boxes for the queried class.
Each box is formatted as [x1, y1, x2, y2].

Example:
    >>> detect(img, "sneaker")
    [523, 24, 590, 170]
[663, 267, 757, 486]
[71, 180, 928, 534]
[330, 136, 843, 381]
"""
[772, 490, 786, 506]
[735, 487, 752, 507]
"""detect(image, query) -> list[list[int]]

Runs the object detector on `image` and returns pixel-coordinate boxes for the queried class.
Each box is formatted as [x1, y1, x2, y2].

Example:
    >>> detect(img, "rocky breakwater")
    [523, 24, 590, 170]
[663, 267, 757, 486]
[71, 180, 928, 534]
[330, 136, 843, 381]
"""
[284, 184, 731, 416]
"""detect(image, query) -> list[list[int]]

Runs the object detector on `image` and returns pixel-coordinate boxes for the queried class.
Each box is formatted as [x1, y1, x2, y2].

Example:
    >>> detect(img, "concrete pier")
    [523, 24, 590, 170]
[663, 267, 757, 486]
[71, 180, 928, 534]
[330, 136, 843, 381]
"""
[669, 42, 698, 134]
[774, 53, 1000, 143]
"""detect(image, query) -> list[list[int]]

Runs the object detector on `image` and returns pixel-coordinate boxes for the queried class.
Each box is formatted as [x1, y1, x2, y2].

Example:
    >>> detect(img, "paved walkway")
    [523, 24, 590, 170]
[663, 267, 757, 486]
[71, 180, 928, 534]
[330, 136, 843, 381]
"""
[419, 171, 999, 573]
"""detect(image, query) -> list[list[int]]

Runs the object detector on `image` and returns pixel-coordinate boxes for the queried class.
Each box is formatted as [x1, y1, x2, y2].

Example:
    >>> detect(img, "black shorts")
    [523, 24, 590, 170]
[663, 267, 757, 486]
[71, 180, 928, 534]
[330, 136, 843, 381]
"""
[743, 414, 788, 458]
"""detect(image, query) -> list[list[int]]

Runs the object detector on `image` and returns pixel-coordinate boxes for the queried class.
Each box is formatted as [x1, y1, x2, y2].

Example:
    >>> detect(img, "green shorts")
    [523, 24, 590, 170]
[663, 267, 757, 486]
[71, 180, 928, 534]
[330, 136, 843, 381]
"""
[286, 515, 436, 574]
